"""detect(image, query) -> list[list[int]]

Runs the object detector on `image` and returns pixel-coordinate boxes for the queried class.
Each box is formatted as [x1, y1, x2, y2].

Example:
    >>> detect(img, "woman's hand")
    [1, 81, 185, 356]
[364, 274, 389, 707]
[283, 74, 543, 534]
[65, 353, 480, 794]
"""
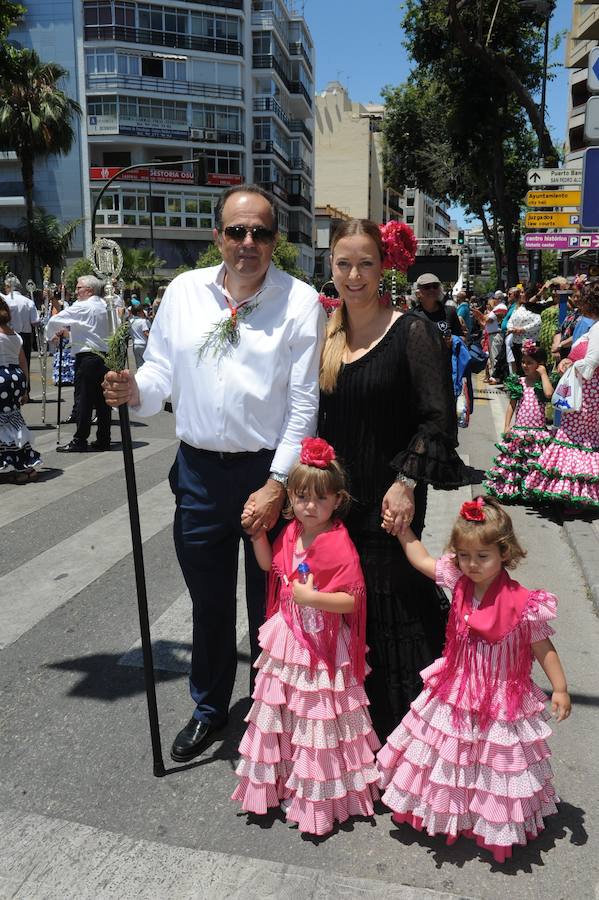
[381, 481, 415, 536]
[551, 690, 571, 722]
[558, 358, 573, 375]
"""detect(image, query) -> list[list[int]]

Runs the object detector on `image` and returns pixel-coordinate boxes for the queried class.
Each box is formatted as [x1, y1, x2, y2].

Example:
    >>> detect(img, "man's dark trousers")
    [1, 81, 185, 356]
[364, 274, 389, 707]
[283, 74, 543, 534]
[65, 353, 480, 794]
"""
[73, 352, 110, 445]
[170, 442, 275, 725]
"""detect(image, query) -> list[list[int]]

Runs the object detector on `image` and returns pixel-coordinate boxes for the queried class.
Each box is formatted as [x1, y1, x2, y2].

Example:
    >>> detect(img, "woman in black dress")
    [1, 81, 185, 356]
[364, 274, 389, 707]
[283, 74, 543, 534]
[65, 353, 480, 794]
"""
[318, 219, 466, 740]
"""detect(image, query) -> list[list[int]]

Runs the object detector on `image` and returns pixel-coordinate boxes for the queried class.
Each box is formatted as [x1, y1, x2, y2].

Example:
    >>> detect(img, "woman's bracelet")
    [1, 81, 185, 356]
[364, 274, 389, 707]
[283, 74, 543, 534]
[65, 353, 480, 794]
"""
[395, 473, 417, 490]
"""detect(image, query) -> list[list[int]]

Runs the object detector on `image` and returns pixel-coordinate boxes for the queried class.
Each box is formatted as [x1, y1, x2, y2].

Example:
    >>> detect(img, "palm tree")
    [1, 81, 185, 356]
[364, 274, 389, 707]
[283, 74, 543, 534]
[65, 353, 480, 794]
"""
[121, 247, 166, 293]
[0, 47, 81, 278]
[6, 209, 82, 278]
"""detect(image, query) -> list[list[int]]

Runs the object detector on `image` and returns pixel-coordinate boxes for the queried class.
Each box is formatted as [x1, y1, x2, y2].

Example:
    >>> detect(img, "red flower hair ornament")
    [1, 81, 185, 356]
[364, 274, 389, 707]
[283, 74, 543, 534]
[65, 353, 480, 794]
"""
[300, 437, 336, 469]
[379, 221, 418, 273]
[522, 339, 537, 355]
[460, 497, 486, 522]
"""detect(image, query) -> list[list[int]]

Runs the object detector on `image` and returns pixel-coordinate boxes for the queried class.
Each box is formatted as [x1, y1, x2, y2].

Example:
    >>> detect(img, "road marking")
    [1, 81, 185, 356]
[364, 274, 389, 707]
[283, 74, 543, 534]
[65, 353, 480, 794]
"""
[119, 547, 250, 673]
[0, 438, 178, 529]
[0, 480, 175, 650]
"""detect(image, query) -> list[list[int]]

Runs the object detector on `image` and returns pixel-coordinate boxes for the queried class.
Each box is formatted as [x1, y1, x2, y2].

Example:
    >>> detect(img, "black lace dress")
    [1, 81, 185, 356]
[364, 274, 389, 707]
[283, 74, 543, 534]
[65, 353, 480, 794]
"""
[318, 313, 467, 740]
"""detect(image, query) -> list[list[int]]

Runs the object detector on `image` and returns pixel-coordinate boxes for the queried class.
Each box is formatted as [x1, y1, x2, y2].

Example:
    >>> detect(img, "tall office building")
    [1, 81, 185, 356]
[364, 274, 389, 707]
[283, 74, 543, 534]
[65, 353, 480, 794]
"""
[1, 0, 315, 277]
[564, 0, 599, 163]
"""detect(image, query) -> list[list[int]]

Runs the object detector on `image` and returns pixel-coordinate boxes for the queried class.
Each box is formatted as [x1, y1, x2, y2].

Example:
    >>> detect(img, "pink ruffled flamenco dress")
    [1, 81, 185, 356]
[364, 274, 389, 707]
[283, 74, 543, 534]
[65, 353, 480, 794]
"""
[525, 334, 599, 508]
[232, 520, 380, 836]
[377, 555, 560, 863]
[484, 374, 552, 502]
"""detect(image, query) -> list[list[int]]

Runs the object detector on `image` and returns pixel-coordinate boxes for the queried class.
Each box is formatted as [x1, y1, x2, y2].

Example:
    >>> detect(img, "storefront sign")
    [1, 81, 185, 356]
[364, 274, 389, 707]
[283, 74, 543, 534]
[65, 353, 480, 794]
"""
[88, 114, 118, 135]
[207, 173, 243, 186]
[89, 167, 195, 185]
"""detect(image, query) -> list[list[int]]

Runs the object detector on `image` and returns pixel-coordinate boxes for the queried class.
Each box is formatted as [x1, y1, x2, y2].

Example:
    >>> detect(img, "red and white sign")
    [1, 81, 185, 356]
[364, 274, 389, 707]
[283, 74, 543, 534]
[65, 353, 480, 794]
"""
[89, 167, 195, 185]
[207, 173, 243, 186]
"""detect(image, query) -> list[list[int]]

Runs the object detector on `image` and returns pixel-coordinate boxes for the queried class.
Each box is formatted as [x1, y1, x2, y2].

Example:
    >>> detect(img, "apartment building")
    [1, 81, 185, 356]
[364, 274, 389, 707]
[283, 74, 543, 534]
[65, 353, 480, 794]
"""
[1, 0, 315, 277]
[565, 0, 599, 164]
[314, 84, 449, 240]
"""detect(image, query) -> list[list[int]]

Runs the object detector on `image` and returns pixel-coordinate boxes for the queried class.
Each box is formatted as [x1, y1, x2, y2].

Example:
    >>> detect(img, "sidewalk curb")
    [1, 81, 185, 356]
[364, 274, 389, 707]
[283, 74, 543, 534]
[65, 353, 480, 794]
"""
[563, 519, 599, 616]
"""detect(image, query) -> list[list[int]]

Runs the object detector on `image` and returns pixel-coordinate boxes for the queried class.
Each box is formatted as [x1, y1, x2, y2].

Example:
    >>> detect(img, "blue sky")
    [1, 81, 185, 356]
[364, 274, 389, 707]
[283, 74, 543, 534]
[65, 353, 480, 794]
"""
[304, 0, 572, 227]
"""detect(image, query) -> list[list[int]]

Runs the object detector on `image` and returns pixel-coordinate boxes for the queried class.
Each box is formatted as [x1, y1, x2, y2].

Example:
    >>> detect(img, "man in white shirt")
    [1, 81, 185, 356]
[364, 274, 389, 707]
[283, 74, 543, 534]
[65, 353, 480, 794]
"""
[103, 186, 324, 761]
[3, 277, 39, 383]
[46, 275, 112, 452]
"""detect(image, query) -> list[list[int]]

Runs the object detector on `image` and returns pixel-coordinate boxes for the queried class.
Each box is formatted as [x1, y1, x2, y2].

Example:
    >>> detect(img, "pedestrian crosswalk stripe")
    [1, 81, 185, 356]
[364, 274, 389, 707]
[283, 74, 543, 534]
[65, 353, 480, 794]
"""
[0, 480, 174, 651]
[119, 550, 250, 673]
[0, 438, 178, 529]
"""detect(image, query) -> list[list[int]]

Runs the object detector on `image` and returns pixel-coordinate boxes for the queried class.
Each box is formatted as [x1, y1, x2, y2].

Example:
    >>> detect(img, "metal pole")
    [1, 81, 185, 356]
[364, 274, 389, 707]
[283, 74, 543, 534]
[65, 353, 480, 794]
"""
[530, 6, 552, 287]
[56, 336, 64, 446]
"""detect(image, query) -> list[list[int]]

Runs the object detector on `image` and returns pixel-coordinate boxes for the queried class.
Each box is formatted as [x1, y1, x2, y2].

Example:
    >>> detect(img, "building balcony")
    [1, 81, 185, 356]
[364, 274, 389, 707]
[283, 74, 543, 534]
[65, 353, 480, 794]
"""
[289, 157, 312, 178]
[572, 1, 599, 41]
[287, 192, 311, 211]
[251, 12, 289, 45]
[252, 54, 290, 87]
[199, 0, 243, 8]
[565, 33, 596, 68]
[287, 229, 312, 246]
[0, 151, 18, 163]
[288, 80, 312, 109]
[86, 73, 243, 101]
[253, 96, 290, 127]
[569, 103, 587, 131]
[251, 139, 290, 166]
[0, 182, 26, 200]
[289, 119, 313, 145]
[288, 41, 313, 74]
[83, 26, 243, 57]
[256, 180, 288, 203]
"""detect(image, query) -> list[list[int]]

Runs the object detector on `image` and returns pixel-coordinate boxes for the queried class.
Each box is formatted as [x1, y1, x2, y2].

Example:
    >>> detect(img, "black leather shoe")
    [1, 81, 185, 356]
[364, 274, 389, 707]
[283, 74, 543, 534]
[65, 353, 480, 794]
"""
[57, 440, 88, 453]
[170, 717, 227, 762]
[60, 415, 76, 425]
[89, 440, 110, 451]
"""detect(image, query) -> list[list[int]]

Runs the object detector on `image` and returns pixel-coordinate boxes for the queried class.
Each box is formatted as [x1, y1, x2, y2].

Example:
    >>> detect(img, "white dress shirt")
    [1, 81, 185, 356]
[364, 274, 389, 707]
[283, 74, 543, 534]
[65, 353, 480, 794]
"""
[45, 296, 110, 354]
[134, 263, 325, 474]
[5, 292, 39, 333]
[574, 320, 599, 381]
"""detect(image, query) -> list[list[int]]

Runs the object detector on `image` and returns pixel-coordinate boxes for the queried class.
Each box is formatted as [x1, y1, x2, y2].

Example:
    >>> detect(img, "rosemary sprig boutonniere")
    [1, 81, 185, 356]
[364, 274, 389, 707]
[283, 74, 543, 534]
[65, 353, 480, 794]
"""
[197, 300, 260, 360]
[94, 321, 131, 371]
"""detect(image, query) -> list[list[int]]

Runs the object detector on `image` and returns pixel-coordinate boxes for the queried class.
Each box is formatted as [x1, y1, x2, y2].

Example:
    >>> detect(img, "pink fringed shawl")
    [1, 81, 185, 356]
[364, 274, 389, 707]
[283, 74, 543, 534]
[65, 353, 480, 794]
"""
[430, 568, 534, 728]
[266, 519, 367, 682]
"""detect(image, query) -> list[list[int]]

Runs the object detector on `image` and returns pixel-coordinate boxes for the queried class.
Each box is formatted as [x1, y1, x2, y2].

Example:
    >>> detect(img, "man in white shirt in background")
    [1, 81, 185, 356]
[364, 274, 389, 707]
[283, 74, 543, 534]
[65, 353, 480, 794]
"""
[45, 275, 112, 452]
[3, 277, 39, 386]
[103, 185, 324, 762]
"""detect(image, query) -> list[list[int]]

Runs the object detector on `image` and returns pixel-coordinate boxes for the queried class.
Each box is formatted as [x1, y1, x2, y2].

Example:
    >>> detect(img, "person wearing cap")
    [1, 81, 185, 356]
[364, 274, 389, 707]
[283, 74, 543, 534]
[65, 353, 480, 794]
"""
[413, 273, 462, 337]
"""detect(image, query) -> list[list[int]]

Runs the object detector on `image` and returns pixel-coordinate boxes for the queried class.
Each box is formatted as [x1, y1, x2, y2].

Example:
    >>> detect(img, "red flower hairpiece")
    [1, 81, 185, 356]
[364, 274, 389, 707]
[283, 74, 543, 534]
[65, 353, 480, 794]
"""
[318, 293, 341, 317]
[300, 437, 336, 469]
[522, 339, 537, 355]
[379, 221, 418, 273]
[460, 497, 485, 522]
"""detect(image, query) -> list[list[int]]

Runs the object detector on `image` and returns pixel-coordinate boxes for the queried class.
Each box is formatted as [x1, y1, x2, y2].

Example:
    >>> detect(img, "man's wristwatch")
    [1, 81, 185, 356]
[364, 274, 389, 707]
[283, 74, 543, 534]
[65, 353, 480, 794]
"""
[395, 473, 417, 490]
[269, 471, 288, 488]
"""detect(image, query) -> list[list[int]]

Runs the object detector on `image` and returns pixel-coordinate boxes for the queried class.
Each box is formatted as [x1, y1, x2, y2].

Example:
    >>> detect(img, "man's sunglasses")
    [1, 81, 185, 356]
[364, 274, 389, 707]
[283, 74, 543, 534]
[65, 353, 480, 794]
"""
[420, 283, 440, 290]
[223, 225, 276, 244]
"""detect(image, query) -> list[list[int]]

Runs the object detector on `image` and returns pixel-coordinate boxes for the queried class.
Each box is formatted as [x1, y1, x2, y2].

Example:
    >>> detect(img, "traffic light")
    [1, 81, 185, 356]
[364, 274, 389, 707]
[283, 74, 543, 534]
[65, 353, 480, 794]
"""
[457, 229, 465, 245]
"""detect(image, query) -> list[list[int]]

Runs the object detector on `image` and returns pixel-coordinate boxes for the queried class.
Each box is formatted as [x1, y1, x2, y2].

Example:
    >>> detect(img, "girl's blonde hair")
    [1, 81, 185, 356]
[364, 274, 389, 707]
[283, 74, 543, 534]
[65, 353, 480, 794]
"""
[320, 219, 385, 394]
[284, 457, 351, 520]
[448, 495, 526, 569]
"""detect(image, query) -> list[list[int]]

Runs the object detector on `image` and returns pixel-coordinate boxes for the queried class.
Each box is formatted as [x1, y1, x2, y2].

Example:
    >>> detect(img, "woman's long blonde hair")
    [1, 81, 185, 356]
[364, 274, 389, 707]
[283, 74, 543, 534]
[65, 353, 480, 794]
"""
[319, 219, 385, 393]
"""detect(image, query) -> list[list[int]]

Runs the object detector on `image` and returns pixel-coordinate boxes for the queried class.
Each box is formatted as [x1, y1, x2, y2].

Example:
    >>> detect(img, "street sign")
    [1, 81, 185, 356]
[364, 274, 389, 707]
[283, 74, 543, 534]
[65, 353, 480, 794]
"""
[589, 47, 599, 93]
[527, 167, 582, 187]
[581, 147, 599, 228]
[526, 190, 581, 207]
[524, 212, 580, 228]
[524, 232, 599, 250]
[584, 95, 599, 144]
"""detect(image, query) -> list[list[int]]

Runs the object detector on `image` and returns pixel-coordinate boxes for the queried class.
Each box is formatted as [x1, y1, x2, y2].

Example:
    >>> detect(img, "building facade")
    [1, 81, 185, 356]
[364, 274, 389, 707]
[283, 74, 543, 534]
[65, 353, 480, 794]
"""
[2, 0, 315, 278]
[565, 0, 599, 164]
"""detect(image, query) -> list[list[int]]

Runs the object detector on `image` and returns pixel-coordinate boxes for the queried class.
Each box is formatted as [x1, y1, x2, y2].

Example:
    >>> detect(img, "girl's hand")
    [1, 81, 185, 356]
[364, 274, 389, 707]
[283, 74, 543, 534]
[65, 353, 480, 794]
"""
[551, 690, 571, 722]
[381, 508, 395, 533]
[240, 501, 256, 531]
[292, 573, 317, 607]
[20, 391, 29, 406]
[381, 481, 415, 536]
[536, 364, 547, 376]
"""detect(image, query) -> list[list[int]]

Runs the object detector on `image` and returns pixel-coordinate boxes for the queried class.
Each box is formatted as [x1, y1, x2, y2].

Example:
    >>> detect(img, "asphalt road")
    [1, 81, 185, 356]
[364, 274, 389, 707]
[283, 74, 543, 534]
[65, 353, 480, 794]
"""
[0, 364, 597, 900]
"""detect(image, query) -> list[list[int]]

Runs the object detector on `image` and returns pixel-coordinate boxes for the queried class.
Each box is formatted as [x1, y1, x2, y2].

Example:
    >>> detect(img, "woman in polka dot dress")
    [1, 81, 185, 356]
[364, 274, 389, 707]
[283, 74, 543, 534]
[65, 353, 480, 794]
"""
[483, 342, 554, 502]
[525, 284, 599, 509]
[0, 297, 42, 483]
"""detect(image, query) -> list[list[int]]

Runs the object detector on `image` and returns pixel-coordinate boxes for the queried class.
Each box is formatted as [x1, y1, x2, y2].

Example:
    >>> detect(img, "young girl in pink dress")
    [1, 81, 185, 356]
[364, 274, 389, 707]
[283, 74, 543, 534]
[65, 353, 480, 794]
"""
[232, 438, 380, 835]
[378, 495, 571, 863]
[484, 341, 554, 502]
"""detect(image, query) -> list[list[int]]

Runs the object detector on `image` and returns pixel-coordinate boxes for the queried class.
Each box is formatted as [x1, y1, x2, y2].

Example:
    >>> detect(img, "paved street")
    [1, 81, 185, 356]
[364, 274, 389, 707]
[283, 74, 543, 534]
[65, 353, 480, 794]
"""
[1, 364, 598, 900]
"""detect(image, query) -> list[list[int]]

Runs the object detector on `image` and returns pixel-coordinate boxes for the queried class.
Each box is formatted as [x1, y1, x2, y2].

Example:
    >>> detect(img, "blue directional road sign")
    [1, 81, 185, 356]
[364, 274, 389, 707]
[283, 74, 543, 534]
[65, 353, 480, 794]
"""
[581, 148, 599, 228]
[589, 48, 599, 93]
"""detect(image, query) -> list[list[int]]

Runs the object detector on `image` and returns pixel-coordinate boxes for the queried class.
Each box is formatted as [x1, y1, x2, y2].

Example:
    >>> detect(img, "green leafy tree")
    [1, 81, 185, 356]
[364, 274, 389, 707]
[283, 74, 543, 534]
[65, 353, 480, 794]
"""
[64, 258, 94, 293]
[121, 247, 166, 289]
[196, 234, 307, 280]
[383, 0, 560, 286]
[6, 209, 82, 280]
[0, 47, 81, 279]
